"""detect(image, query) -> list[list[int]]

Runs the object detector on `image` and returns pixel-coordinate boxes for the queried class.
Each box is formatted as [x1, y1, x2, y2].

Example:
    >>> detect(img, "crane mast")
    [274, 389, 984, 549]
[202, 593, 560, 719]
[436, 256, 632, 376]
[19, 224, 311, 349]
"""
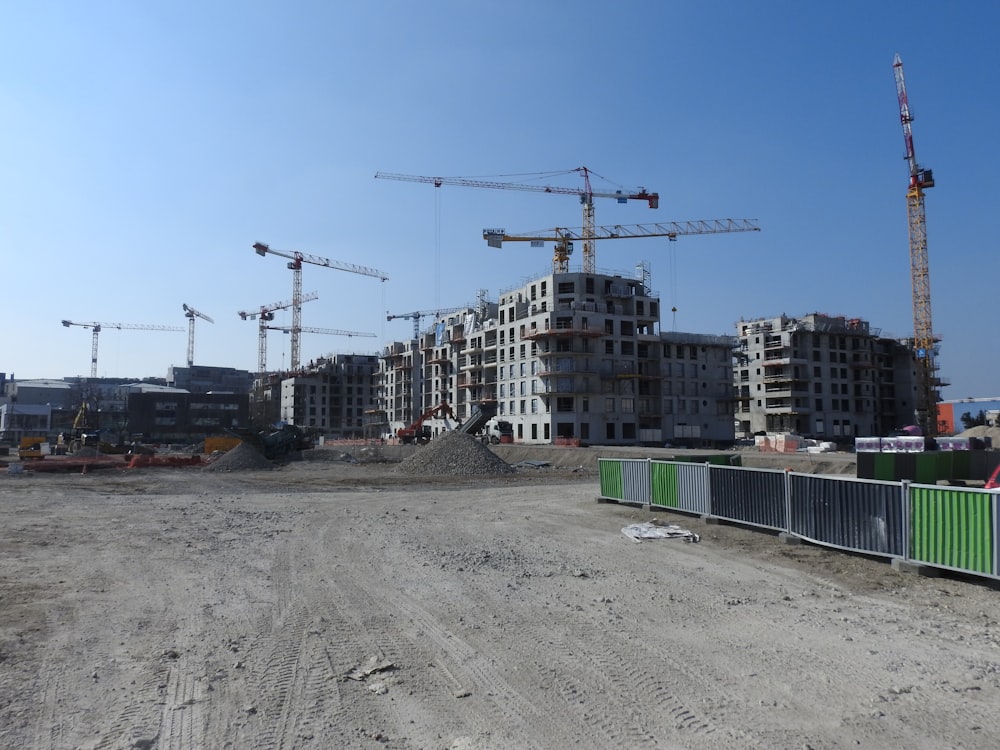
[182, 304, 214, 367]
[375, 168, 659, 273]
[238, 292, 319, 376]
[61, 320, 184, 378]
[893, 53, 938, 435]
[252, 242, 389, 371]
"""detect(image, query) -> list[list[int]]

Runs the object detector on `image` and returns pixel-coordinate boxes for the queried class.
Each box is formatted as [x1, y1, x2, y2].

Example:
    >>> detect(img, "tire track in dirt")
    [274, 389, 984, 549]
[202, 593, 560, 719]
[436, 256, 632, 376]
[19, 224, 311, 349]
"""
[243, 544, 350, 749]
[91, 666, 169, 750]
[159, 660, 206, 750]
[387, 593, 583, 748]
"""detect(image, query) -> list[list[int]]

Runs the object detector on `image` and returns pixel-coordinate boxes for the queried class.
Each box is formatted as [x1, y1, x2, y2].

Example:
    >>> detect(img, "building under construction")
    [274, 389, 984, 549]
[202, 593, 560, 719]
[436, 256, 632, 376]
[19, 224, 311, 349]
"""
[733, 313, 917, 440]
[377, 268, 736, 447]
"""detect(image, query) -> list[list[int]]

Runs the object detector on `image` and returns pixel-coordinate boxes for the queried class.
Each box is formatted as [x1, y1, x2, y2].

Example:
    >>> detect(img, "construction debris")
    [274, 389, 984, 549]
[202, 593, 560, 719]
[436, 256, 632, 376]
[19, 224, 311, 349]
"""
[395, 431, 515, 476]
[621, 520, 700, 543]
[203, 441, 275, 472]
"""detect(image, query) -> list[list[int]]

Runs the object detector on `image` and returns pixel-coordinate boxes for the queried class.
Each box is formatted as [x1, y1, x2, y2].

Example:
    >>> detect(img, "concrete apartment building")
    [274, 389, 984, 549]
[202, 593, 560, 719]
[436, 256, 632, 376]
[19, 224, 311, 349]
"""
[733, 313, 917, 440]
[279, 353, 381, 439]
[377, 270, 736, 446]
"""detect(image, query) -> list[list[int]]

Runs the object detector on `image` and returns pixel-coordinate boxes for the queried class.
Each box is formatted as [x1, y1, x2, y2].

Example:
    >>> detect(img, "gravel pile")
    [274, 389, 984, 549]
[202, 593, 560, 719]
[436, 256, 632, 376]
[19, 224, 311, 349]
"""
[203, 441, 274, 472]
[301, 447, 358, 463]
[395, 431, 515, 476]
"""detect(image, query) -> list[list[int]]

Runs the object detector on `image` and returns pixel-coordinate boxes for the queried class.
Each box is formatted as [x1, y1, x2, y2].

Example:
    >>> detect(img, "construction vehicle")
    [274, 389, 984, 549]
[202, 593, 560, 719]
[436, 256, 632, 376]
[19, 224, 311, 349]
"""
[229, 422, 313, 460]
[892, 53, 940, 436]
[478, 419, 514, 445]
[67, 399, 101, 453]
[396, 402, 456, 444]
[456, 400, 499, 438]
[18, 436, 48, 460]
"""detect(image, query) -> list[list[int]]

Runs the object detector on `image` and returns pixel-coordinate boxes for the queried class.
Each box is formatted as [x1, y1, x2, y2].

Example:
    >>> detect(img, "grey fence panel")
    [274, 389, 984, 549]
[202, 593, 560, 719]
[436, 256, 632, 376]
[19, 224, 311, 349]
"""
[788, 474, 905, 557]
[708, 465, 788, 530]
[677, 463, 711, 515]
[620, 458, 651, 505]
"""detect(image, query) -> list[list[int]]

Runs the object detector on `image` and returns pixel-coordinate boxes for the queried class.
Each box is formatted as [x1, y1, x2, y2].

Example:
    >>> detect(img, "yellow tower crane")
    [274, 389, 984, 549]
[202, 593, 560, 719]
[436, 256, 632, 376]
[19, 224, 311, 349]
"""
[484, 218, 760, 273]
[375, 168, 659, 273]
[893, 53, 940, 436]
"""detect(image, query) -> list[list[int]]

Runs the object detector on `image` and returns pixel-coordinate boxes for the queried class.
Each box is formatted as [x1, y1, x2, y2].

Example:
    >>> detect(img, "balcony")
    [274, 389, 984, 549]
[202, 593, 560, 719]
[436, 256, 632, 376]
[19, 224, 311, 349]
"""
[523, 323, 605, 340]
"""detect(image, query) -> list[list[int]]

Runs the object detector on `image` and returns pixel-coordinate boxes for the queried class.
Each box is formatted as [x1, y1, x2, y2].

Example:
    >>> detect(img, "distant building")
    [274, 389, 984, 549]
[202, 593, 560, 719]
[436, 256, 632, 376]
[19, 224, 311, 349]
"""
[279, 353, 381, 439]
[733, 313, 916, 440]
[126, 386, 249, 443]
[938, 397, 1000, 434]
[167, 364, 254, 394]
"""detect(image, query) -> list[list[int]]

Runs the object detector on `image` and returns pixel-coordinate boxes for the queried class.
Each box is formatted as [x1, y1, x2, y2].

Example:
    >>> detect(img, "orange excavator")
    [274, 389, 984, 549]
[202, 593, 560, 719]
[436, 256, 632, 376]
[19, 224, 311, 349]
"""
[396, 401, 455, 445]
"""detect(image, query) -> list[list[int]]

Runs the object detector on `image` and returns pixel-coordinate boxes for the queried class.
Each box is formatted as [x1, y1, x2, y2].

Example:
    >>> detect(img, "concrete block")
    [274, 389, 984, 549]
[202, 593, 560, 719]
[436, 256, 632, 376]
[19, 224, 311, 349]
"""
[700, 514, 720, 525]
[890, 558, 941, 577]
[778, 532, 802, 545]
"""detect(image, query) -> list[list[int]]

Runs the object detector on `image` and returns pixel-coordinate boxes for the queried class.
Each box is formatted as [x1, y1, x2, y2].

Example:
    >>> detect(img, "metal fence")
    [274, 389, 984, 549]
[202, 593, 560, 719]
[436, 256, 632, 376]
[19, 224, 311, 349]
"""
[596, 457, 1000, 581]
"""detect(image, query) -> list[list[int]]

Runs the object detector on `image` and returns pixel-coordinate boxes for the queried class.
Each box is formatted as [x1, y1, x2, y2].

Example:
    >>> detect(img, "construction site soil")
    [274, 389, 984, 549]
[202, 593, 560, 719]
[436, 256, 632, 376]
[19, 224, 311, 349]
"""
[2, 438, 999, 749]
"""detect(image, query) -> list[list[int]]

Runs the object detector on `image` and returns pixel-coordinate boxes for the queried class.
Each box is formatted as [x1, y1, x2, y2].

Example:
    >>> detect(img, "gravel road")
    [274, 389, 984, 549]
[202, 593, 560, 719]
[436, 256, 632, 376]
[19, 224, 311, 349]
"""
[1, 444, 998, 749]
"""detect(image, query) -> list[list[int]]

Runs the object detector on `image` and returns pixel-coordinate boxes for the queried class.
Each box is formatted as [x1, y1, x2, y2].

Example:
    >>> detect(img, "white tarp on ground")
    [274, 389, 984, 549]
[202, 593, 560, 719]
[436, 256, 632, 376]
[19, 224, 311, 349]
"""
[621, 521, 700, 543]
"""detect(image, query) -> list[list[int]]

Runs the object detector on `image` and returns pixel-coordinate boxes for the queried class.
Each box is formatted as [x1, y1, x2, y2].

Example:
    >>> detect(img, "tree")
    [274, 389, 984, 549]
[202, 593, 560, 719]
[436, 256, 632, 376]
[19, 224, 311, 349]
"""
[959, 410, 987, 430]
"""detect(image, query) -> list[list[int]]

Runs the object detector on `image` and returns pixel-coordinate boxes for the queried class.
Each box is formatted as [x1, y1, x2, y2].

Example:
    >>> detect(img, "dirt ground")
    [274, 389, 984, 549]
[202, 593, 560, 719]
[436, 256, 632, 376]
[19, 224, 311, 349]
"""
[2, 445, 999, 750]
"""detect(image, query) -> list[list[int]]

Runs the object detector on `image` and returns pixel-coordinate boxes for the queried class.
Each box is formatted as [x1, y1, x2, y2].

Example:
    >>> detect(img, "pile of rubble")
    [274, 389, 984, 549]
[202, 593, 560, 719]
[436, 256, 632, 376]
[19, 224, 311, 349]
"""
[395, 431, 515, 476]
[202, 441, 275, 472]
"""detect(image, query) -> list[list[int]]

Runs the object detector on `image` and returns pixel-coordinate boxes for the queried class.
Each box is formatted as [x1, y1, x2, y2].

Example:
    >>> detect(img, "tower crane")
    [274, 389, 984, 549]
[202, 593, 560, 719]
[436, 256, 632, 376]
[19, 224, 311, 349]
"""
[238, 292, 320, 375]
[252, 242, 390, 371]
[181, 304, 214, 367]
[387, 306, 470, 340]
[266, 325, 376, 366]
[375, 168, 659, 273]
[484, 218, 761, 273]
[61, 319, 185, 379]
[893, 53, 939, 436]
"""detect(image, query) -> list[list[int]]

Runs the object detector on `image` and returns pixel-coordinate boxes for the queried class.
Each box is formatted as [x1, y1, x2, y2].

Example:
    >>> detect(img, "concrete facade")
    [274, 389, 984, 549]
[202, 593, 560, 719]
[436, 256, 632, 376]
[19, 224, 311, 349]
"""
[377, 271, 736, 446]
[279, 353, 381, 439]
[733, 313, 916, 441]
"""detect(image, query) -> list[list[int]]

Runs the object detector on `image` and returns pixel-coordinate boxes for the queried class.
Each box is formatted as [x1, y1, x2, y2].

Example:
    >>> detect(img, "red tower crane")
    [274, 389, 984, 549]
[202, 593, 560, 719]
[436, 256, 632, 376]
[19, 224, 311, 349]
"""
[374, 168, 658, 273]
[893, 53, 939, 435]
[252, 242, 389, 371]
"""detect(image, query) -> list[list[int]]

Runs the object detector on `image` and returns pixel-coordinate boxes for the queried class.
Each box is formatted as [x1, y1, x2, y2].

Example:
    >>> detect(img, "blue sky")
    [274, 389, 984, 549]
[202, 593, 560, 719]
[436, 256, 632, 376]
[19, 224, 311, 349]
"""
[2, 1, 997, 400]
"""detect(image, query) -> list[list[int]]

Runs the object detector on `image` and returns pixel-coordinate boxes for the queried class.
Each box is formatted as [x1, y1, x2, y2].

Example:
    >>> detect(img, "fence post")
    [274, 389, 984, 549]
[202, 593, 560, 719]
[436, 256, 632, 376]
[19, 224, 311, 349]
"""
[901, 480, 911, 562]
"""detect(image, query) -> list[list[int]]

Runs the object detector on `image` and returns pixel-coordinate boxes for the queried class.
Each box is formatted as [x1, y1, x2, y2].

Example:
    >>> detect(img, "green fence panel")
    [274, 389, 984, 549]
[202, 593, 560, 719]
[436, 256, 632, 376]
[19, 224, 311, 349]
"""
[950, 450, 971, 480]
[910, 486, 994, 574]
[598, 459, 624, 501]
[650, 462, 679, 508]
[873, 453, 896, 481]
